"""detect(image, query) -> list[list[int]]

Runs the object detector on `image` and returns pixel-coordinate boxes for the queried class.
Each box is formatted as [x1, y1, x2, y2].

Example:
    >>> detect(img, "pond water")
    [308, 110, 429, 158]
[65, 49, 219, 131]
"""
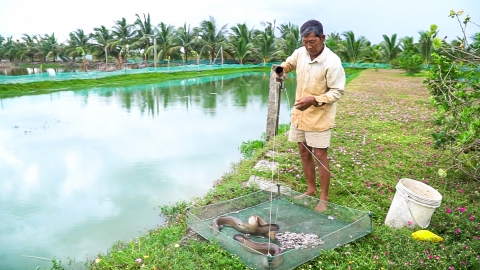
[0, 72, 296, 270]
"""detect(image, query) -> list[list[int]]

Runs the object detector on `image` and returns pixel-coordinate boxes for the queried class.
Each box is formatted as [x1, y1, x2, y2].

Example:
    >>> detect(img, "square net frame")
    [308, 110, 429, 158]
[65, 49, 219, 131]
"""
[186, 188, 372, 270]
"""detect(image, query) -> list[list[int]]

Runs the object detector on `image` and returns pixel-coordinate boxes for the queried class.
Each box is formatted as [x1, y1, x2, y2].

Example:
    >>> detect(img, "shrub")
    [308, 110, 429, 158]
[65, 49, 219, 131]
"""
[398, 50, 424, 74]
[424, 10, 480, 181]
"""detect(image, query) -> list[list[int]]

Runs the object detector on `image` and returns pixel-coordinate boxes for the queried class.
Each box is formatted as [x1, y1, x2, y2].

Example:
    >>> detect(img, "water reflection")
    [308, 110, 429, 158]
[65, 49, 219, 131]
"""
[0, 67, 78, 76]
[0, 72, 296, 270]
[75, 72, 280, 117]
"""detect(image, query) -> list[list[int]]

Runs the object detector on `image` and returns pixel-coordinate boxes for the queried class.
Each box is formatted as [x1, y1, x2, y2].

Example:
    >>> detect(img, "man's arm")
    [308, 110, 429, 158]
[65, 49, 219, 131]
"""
[314, 65, 346, 104]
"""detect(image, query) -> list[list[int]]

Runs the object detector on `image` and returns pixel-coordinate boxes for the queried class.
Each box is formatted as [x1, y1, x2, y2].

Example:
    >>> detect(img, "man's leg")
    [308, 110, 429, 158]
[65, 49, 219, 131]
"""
[313, 147, 330, 212]
[297, 142, 317, 196]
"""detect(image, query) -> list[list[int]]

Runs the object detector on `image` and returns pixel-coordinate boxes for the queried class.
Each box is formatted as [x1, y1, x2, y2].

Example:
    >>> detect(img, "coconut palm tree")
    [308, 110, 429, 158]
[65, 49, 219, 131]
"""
[400, 36, 416, 52]
[380, 33, 402, 64]
[196, 16, 228, 64]
[18, 34, 39, 61]
[1, 37, 19, 62]
[229, 37, 253, 64]
[277, 23, 301, 57]
[325, 32, 342, 53]
[110, 17, 135, 68]
[37, 33, 63, 62]
[65, 29, 92, 69]
[176, 23, 196, 64]
[149, 22, 177, 63]
[363, 44, 384, 66]
[131, 13, 155, 64]
[417, 24, 439, 65]
[91, 25, 114, 62]
[254, 21, 277, 65]
[229, 23, 255, 64]
[337, 31, 368, 67]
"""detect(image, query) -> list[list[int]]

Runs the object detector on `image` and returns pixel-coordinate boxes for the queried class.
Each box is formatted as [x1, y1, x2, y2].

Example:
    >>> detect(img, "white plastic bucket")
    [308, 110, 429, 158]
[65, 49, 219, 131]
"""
[384, 178, 442, 229]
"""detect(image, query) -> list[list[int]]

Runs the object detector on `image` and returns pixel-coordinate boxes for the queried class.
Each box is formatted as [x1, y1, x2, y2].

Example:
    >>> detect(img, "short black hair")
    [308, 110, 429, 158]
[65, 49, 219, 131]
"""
[300, 20, 324, 38]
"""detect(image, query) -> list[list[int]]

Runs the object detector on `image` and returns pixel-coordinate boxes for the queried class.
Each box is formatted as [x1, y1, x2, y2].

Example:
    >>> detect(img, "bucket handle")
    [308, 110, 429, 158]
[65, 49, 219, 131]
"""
[405, 194, 431, 229]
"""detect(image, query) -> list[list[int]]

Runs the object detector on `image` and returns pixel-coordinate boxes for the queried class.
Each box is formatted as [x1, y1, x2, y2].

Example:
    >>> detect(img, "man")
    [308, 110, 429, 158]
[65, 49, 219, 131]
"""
[277, 19, 346, 212]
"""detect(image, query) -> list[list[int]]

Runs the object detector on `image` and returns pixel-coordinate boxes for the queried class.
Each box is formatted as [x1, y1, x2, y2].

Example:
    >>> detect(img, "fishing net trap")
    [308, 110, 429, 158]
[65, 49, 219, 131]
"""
[186, 187, 372, 269]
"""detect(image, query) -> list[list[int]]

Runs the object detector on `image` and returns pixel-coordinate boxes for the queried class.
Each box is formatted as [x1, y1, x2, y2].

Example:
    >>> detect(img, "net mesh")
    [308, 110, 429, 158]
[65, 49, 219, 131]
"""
[186, 189, 372, 270]
[0, 64, 263, 84]
[0, 62, 389, 84]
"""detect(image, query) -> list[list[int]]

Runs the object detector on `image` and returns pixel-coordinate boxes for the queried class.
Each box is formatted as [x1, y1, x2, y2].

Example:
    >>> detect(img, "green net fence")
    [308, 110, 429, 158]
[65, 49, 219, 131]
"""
[0, 64, 263, 84]
[0, 62, 390, 85]
[186, 189, 372, 270]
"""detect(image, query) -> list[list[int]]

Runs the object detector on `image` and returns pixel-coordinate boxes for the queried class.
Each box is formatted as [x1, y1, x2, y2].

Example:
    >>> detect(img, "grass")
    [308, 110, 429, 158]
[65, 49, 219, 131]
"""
[37, 68, 479, 269]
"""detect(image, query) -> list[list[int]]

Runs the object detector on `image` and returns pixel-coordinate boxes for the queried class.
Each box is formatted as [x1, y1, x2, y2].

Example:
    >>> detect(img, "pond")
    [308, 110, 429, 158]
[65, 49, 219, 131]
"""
[0, 67, 78, 76]
[0, 72, 296, 270]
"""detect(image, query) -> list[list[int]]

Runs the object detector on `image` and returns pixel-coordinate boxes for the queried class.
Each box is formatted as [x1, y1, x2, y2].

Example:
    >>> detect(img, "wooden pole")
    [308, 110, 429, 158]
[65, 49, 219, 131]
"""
[105, 47, 108, 71]
[154, 37, 157, 69]
[266, 64, 282, 141]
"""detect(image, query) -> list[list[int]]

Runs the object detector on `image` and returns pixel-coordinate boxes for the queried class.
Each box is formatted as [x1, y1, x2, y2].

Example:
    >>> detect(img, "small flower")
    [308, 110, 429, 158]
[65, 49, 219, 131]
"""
[469, 214, 475, 221]
[474, 236, 479, 240]
[345, 252, 350, 255]
[407, 220, 413, 225]
[455, 228, 461, 234]
[438, 168, 447, 178]
[175, 243, 180, 248]
[460, 207, 466, 213]
[449, 266, 454, 270]
[135, 258, 142, 264]
[374, 255, 379, 260]
[446, 207, 452, 213]
[458, 189, 463, 193]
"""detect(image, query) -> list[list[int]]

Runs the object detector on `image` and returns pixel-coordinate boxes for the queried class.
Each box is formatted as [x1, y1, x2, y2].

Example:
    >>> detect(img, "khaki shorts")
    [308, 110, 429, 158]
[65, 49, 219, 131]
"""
[288, 125, 331, 148]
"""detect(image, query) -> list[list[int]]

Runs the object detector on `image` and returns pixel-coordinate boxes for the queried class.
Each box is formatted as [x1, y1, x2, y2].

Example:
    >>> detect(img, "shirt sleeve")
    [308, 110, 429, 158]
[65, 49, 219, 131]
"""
[281, 49, 299, 73]
[314, 64, 346, 104]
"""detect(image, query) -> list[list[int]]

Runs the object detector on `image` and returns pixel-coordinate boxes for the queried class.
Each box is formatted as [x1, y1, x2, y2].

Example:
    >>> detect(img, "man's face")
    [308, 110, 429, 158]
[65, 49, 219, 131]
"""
[302, 32, 325, 57]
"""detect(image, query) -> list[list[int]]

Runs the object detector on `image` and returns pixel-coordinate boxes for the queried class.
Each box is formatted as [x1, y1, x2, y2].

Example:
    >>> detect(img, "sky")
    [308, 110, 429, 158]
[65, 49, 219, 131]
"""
[0, 0, 478, 45]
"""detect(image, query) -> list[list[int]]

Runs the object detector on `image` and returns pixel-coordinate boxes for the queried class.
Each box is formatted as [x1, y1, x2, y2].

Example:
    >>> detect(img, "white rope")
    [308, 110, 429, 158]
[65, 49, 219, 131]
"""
[265, 77, 283, 250]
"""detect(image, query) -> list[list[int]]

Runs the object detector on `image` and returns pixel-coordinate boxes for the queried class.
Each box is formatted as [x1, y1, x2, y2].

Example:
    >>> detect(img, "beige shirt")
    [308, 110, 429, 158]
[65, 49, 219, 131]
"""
[282, 46, 345, 131]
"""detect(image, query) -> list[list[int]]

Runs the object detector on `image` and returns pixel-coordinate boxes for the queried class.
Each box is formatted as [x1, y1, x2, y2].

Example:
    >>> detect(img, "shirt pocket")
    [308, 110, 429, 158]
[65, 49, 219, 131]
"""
[306, 81, 327, 96]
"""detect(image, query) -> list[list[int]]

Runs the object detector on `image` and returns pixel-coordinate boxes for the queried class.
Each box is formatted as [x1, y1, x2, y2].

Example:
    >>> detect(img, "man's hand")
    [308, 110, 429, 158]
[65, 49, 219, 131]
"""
[275, 65, 287, 82]
[294, 96, 316, 111]
[275, 72, 287, 82]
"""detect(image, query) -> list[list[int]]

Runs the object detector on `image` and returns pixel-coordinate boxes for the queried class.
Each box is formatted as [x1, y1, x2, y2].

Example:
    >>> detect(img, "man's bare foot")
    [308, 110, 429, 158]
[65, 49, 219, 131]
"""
[314, 200, 328, 212]
[294, 192, 315, 200]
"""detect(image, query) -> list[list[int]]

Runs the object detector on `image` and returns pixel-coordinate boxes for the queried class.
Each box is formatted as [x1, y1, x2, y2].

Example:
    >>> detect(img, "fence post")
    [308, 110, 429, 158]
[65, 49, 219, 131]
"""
[266, 64, 282, 141]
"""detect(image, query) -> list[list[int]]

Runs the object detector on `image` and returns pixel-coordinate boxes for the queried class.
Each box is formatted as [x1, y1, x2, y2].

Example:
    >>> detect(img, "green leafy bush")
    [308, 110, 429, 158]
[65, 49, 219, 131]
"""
[425, 11, 480, 181]
[398, 50, 424, 74]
